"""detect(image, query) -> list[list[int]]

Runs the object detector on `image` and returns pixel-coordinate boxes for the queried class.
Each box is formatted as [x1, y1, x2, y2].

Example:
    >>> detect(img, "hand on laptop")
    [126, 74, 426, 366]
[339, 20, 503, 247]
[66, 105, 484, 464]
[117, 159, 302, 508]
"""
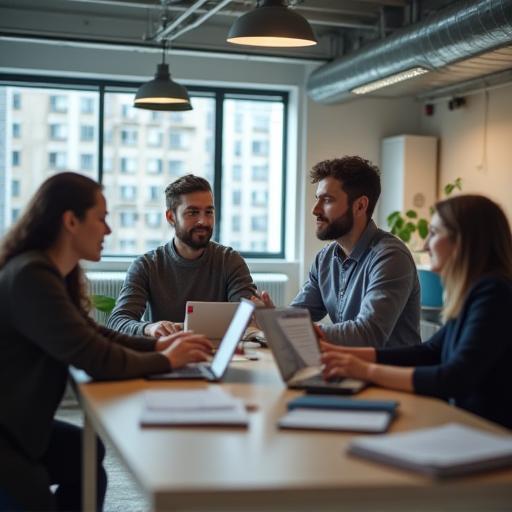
[145, 320, 183, 338]
[321, 351, 372, 381]
[250, 290, 275, 309]
[320, 343, 377, 381]
[159, 332, 214, 369]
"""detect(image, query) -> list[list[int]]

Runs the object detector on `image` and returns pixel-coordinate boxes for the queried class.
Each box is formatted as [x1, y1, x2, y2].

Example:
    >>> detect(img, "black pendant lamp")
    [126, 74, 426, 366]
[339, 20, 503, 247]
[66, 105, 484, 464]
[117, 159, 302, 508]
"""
[134, 41, 192, 111]
[227, 0, 317, 48]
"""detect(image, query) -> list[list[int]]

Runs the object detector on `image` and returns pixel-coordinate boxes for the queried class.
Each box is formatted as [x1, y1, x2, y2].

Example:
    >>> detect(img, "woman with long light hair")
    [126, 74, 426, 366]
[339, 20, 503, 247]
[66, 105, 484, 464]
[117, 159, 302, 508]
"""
[321, 194, 512, 428]
[0, 172, 213, 511]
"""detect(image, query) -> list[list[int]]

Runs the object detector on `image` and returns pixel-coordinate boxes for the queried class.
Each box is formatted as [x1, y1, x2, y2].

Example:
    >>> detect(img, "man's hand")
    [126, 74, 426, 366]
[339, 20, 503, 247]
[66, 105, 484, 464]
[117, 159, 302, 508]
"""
[250, 290, 275, 308]
[160, 332, 214, 369]
[144, 321, 183, 338]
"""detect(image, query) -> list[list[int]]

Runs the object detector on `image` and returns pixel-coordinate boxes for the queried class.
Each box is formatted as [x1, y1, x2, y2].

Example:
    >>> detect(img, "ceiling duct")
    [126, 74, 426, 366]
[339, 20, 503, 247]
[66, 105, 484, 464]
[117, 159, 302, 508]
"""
[307, 0, 512, 104]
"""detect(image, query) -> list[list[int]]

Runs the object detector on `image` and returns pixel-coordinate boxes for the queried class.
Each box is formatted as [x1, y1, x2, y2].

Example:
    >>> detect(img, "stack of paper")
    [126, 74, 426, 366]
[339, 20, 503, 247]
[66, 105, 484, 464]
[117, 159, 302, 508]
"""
[348, 423, 512, 477]
[278, 395, 398, 433]
[140, 388, 249, 427]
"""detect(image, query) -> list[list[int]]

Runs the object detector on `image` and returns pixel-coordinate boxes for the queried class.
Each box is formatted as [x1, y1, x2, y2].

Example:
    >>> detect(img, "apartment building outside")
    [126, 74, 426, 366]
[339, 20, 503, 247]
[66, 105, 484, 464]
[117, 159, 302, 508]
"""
[0, 85, 285, 256]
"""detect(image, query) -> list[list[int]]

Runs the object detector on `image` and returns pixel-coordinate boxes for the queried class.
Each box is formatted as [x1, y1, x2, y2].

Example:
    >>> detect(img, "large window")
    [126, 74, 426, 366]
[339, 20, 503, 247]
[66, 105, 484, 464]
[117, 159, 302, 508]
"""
[0, 80, 287, 258]
[220, 96, 285, 255]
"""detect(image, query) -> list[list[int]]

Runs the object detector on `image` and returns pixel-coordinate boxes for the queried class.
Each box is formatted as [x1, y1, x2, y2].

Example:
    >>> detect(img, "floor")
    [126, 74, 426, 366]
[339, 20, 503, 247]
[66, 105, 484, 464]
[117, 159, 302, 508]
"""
[56, 401, 150, 512]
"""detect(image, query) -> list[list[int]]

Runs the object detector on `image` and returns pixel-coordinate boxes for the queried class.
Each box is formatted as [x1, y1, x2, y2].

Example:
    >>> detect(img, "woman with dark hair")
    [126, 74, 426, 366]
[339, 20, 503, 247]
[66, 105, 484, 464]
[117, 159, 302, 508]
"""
[321, 194, 512, 429]
[0, 172, 213, 511]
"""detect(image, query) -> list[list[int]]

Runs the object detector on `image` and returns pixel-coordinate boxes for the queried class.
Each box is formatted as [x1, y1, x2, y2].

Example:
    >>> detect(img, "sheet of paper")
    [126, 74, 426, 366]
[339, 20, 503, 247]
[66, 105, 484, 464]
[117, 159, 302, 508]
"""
[141, 388, 249, 426]
[278, 409, 392, 433]
[277, 314, 320, 367]
[144, 388, 241, 412]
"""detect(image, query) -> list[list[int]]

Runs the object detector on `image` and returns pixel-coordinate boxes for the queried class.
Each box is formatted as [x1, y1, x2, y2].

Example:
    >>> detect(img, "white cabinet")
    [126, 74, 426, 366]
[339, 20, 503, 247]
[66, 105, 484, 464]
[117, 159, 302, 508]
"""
[378, 135, 437, 228]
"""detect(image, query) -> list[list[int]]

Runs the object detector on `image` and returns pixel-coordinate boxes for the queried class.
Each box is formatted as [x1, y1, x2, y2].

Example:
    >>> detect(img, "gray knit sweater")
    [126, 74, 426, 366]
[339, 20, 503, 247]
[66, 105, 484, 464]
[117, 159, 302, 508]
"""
[107, 240, 256, 335]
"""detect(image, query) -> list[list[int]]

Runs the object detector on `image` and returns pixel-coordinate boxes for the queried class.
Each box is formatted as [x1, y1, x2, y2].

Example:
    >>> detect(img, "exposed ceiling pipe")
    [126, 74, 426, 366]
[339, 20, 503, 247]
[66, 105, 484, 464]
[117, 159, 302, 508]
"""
[62, 0, 379, 30]
[153, 0, 211, 41]
[307, 0, 512, 104]
[164, 0, 233, 41]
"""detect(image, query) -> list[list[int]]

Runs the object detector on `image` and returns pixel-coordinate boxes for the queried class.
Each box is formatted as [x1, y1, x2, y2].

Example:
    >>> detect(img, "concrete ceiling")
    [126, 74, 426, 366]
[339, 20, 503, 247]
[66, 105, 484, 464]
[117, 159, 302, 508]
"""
[0, 0, 510, 101]
[0, 0, 453, 61]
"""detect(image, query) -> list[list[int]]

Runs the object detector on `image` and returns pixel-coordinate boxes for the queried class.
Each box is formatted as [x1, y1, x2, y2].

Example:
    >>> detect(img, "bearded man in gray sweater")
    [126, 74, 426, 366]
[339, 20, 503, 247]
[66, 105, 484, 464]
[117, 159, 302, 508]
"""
[107, 175, 256, 337]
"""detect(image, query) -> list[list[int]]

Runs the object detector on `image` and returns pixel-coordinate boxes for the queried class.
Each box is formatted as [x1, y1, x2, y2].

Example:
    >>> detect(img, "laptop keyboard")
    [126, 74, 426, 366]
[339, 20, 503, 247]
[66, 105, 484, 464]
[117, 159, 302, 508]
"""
[300, 375, 343, 386]
[177, 366, 205, 377]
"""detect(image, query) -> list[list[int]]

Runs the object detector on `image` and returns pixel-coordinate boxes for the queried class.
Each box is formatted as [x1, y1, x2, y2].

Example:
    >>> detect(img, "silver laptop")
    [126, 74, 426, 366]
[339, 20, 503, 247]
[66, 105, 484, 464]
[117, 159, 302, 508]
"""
[184, 301, 239, 345]
[148, 300, 255, 381]
[255, 308, 366, 395]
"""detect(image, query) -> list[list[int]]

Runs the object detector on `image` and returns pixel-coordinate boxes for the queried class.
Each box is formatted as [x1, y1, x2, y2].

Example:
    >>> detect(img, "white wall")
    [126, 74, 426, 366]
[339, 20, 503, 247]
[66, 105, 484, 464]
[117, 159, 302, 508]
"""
[300, 96, 422, 281]
[420, 84, 512, 222]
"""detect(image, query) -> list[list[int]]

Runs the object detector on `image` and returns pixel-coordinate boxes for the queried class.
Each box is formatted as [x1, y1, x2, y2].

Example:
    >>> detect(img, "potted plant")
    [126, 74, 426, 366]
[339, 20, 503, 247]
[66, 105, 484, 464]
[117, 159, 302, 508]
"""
[386, 178, 462, 309]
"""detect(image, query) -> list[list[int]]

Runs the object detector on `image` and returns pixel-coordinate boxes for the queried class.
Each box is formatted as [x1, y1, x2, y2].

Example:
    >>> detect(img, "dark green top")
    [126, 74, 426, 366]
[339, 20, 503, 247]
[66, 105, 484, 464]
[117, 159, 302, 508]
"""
[0, 251, 170, 459]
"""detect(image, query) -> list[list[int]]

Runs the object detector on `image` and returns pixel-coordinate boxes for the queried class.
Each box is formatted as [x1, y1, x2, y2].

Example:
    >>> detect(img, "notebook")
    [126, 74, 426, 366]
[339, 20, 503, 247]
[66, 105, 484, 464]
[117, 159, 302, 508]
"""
[255, 308, 366, 394]
[147, 299, 255, 381]
[279, 409, 393, 433]
[348, 423, 512, 477]
[279, 395, 398, 433]
[184, 301, 239, 344]
[287, 395, 399, 414]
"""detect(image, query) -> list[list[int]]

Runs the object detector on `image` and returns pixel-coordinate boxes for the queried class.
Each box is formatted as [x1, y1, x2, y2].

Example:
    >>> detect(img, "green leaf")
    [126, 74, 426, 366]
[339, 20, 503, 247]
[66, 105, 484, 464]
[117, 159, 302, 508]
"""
[405, 222, 416, 232]
[417, 218, 429, 239]
[386, 211, 401, 225]
[91, 294, 116, 314]
[444, 183, 454, 196]
[398, 229, 411, 243]
[454, 177, 462, 190]
[386, 212, 402, 231]
[405, 210, 418, 219]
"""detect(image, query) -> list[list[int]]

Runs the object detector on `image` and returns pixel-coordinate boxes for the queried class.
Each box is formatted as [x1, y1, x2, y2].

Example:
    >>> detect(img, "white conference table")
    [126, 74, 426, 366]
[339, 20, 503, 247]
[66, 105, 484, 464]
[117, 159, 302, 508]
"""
[73, 350, 512, 512]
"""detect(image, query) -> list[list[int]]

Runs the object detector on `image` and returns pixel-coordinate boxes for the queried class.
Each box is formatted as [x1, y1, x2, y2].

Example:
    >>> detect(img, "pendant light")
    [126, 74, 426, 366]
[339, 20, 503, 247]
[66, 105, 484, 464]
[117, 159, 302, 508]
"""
[133, 40, 192, 111]
[227, 0, 317, 48]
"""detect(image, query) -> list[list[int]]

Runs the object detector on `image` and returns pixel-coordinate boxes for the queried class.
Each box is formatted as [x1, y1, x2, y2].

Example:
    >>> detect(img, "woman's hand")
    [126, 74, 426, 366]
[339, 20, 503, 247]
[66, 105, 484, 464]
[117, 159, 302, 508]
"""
[319, 340, 377, 363]
[155, 330, 190, 351]
[159, 332, 213, 369]
[321, 350, 374, 381]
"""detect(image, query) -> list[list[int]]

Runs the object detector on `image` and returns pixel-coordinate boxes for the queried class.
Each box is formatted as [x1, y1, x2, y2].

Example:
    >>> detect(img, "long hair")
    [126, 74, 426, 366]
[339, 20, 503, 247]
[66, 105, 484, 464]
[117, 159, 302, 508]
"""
[0, 172, 102, 314]
[435, 195, 512, 321]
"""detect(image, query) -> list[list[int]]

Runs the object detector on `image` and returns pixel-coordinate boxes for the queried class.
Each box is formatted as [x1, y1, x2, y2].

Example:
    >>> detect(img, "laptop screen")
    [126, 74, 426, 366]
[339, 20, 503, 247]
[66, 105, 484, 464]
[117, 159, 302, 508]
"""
[210, 300, 255, 379]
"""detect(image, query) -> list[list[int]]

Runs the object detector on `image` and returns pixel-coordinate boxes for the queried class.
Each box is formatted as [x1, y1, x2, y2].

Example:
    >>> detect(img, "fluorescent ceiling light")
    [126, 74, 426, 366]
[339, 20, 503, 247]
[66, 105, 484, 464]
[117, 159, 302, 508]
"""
[351, 67, 429, 95]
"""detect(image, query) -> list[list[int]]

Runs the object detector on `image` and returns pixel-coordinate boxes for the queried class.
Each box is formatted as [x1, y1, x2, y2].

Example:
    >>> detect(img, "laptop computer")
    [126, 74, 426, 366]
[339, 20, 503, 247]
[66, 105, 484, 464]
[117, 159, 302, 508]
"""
[255, 308, 367, 395]
[147, 299, 255, 381]
[184, 301, 239, 346]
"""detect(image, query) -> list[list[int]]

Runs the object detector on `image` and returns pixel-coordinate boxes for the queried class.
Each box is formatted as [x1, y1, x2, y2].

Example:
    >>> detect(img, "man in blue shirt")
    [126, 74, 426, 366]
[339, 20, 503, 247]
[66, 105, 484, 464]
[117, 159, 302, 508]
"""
[261, 156, 421, 348]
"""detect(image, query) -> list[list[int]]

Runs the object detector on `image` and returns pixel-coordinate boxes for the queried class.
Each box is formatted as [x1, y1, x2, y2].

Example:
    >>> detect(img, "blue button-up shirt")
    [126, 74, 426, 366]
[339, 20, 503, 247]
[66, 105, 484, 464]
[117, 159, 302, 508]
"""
[291, 221, 421, 348]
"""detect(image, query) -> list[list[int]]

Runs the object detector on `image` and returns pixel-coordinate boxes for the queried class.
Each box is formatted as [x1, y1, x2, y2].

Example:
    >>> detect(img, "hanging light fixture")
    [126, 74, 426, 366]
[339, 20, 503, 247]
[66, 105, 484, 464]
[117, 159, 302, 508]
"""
[133, 40, 192, 111]
[227, 0, 317, 48]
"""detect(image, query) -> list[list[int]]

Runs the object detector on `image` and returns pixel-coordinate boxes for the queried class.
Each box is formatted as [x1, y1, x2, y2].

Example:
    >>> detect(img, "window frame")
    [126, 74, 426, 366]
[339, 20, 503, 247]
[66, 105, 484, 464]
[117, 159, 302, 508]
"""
[0, 74, 288, 259]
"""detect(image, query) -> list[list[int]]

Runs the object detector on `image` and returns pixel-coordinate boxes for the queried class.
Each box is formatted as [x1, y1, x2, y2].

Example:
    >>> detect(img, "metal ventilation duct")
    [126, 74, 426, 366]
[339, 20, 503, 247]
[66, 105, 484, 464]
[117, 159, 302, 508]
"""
[307, 0, 512, 104]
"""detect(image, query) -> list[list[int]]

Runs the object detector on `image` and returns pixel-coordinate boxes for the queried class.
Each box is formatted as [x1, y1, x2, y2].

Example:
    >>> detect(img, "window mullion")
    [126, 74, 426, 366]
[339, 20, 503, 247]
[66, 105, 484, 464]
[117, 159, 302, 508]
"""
[213, 91, 224, 242]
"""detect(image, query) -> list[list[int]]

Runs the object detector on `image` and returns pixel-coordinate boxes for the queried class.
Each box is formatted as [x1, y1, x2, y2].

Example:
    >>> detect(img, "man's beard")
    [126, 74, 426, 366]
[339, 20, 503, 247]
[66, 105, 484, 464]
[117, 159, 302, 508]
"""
[174, 222, 213, 250]
[316, 208, 354, 241]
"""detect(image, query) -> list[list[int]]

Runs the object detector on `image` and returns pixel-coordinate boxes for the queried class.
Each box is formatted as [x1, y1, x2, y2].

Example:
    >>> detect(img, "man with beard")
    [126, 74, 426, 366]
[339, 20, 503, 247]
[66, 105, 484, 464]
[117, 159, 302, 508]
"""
[107, 175, 256, 336]
[259, 156, 421, 348]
